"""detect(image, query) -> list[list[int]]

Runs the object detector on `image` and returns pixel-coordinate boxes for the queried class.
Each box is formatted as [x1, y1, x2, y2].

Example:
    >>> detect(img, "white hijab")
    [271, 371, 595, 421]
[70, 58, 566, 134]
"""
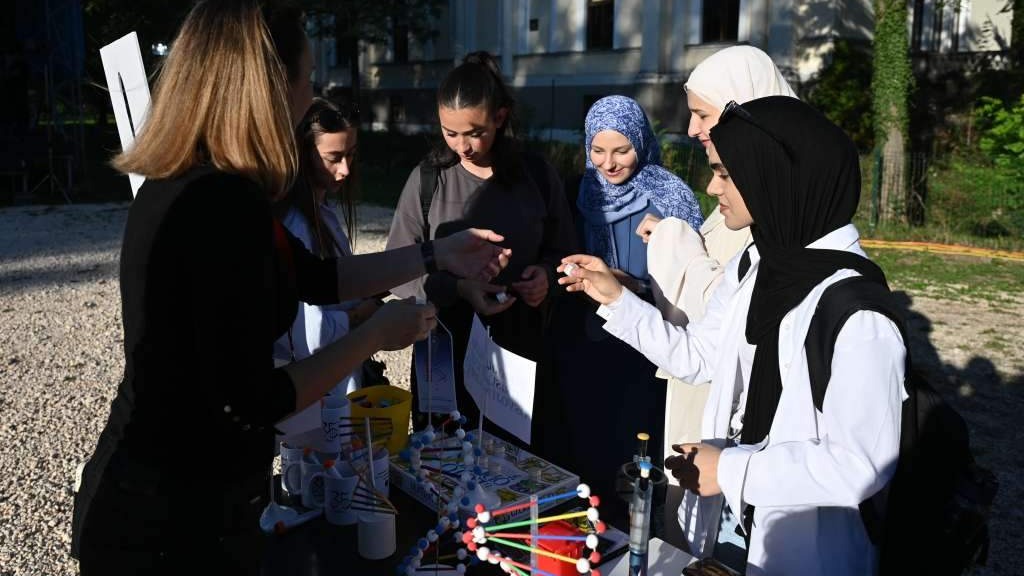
[684, 45, 797, 109]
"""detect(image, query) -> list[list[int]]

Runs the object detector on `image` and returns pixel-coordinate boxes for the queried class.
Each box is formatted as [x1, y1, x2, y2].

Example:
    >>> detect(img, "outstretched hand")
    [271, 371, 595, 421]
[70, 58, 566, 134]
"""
[435, 229, 511, 281]
[556, 254, 623, 305]
[664, 443, 721, 497]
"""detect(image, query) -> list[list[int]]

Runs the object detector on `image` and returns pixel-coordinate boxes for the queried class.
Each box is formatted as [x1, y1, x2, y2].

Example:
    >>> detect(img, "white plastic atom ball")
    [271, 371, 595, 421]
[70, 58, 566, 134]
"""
[456, 428, 466, 440]
[463, 454, 475, 465]
[456, 564, 467, 574]
[476, 546, 490, 562]
[500, 559, 512, 572]
[450, 410, 461, 419]
[576, 558, 591, 573]
[427, 530, 438, 542]
[587, 507, 600, 522]
[473, 526, 486, 540]
[460, 471, 472, 483]
[477, 511, 491, 524]
[453, 486, 465, 499]
[586, 534, 599, 549]
[440, 516, 451, 529]
[462, 441, 473, 452]
[457, 549, 468, 560]
[488, 551, 501, 564]
[563, 262, 579, 277]
[406, 566, 416, 576]
[451, 519, 460, 529]
[423, 430, 436, 443]
[414, 549, 424, 560]
[447, 501, 459, 514]
[577, 483, 591, 498]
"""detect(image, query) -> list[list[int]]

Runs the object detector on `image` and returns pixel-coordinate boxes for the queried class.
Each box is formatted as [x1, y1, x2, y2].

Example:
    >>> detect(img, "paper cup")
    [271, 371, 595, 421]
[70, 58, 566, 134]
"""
[324, 461, 359, 526]
[321, 395, 351, 454]
[358, 511, 396, 560]
[300, 456, 326, 509]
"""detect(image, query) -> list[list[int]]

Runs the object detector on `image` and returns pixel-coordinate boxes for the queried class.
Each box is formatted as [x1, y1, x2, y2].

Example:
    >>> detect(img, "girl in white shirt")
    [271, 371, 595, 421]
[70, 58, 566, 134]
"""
[273, 98, 384, 447]
[559, 97, 906, 575]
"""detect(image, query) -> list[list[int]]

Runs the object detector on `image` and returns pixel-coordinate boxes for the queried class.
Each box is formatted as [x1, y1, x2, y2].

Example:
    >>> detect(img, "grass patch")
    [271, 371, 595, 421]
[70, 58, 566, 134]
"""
[866, 248, 1024, 302]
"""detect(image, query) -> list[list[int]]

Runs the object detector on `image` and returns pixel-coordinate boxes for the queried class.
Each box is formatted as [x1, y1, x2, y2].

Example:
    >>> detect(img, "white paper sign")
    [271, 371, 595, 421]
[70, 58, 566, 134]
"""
[414, 319, 457, 414]
[463, 315, 536, 444]
[100, 32, 152, 196]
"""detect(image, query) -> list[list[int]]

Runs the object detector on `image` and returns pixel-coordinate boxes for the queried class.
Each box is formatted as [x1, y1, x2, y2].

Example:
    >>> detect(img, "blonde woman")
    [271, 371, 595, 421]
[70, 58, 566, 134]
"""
[70, 2, 507, 573]
[633, 46, 797, 555]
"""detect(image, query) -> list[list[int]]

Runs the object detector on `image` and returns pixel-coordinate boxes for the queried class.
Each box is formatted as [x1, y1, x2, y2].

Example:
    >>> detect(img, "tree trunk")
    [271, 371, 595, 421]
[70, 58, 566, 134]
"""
[880, 121, 906, 222]
[872, 0, 912, 223]
[347, 35, 361, 107]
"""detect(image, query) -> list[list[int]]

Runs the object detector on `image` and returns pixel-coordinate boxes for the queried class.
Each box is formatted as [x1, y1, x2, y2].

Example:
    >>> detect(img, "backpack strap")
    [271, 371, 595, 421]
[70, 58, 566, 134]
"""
[419, 160, 438, 241]
[804, 275, 909, 412]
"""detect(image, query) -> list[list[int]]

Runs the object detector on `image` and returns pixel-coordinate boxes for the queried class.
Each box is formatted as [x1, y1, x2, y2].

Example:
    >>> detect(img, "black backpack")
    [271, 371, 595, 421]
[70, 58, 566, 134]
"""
[805, 276, 997, 576]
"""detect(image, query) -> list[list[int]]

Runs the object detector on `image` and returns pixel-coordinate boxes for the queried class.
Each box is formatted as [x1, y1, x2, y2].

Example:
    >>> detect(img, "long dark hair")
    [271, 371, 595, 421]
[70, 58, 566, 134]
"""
[428, 51, 525, 182]
[285, 97, 360, 256]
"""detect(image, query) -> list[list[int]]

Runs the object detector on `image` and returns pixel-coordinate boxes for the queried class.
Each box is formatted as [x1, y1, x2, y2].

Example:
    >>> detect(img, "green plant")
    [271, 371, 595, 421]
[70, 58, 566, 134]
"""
[975, 95, 1024, 174]
[804, 40, 875, 151]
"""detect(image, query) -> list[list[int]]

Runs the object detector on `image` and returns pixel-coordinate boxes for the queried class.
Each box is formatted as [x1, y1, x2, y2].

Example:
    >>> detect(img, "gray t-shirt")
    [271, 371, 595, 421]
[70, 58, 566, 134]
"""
[387, 158, 576, 307]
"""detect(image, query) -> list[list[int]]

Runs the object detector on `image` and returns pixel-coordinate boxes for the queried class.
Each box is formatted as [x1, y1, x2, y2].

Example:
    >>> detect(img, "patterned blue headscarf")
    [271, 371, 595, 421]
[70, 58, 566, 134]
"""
[578, 95, 703, 268]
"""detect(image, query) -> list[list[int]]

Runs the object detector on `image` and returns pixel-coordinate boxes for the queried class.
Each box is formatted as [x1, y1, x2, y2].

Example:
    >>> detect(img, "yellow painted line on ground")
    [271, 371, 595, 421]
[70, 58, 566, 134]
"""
[861, 239, 1024, 262]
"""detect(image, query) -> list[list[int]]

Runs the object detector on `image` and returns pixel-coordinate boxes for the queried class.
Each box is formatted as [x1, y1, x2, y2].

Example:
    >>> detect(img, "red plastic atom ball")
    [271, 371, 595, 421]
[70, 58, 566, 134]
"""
[475, 503, 485, 514]
[466, 517, 478, 528]
[595, 521, 607, 534]
[462, 531, 474, 544]
[591, 570, 601, 576]
[589, 551, 602, 563]
[589, 495, 601, 507]
[467, 541, 478, 552]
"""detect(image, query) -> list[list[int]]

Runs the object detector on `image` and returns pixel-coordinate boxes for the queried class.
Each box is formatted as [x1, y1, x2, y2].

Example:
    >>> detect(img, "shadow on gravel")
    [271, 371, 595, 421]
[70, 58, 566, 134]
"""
[893, 290, 1022, 576]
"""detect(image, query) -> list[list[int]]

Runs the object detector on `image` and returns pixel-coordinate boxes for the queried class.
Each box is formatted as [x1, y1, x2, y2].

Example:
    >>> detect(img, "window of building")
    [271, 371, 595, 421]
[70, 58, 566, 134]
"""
[392, 23, 409, 63]
[586, 0, 614, 50]
[702, 0, 740, 43]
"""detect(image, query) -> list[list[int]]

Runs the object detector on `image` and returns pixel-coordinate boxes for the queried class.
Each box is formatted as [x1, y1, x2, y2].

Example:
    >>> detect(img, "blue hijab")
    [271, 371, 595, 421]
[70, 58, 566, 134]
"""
[578, 95, 703, 268]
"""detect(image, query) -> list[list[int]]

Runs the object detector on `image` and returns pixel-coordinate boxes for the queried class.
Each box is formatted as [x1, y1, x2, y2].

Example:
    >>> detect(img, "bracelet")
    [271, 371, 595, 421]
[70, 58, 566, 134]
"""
[420, 240, 438, 275]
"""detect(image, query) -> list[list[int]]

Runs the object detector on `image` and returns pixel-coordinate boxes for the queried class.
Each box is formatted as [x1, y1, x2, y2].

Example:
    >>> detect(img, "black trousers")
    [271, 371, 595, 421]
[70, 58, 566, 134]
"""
[76, 466, 269, 575]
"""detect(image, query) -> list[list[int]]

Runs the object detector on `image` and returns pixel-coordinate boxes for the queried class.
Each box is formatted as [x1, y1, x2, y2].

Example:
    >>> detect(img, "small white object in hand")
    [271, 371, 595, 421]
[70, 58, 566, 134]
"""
[563, 263, 579, 277]
[495, 292, 509, 304]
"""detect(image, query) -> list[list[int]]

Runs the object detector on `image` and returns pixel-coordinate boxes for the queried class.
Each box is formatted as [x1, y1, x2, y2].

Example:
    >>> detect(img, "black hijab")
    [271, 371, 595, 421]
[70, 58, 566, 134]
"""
[709, 96, 886, 445]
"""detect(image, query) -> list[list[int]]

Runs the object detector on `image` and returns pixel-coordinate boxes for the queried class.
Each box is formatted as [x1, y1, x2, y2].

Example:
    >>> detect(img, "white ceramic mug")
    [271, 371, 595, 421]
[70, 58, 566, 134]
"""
[279, 442, 305, 497]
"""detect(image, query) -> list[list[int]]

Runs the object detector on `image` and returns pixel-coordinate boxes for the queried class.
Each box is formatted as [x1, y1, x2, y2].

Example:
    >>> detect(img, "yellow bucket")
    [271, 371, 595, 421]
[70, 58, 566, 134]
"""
[347, 386, 412, 454]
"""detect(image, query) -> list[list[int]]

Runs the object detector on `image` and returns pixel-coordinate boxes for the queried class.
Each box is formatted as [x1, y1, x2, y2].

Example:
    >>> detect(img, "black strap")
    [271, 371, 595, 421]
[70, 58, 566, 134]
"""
[419, 160, 438, 241]
[804, 276, 910, 412]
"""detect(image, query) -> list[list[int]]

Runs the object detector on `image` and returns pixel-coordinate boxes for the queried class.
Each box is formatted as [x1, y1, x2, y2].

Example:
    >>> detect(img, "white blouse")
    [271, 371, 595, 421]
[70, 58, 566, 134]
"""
[599, 224, 907, 576]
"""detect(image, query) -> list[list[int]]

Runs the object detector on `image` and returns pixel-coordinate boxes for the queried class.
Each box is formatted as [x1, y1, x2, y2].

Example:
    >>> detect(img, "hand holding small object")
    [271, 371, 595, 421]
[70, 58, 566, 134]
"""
[635, 213, 663, 244]
[665, 443, 721, 497]
[370, 297, 437, 350]
[557, 254, 623, 305]
[458, 279, 516, 316]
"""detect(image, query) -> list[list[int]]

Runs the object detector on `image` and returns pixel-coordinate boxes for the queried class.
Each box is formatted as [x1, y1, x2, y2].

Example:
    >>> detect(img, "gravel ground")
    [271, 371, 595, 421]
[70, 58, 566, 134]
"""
[1, 203, 1020, 575]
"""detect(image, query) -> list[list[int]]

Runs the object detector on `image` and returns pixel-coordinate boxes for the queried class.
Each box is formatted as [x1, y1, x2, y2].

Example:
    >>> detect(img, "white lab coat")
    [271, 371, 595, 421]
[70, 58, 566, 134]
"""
[600, 224, 906, 575]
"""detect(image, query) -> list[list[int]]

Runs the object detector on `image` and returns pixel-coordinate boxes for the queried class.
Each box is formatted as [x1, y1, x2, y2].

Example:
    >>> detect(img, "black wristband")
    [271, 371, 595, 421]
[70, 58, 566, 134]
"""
[420, 240, 438, 275]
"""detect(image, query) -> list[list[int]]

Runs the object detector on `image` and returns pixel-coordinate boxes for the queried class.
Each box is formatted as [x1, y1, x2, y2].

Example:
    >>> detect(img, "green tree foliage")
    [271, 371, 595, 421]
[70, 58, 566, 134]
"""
[976, 95, 1024, 174]
[804, 40, 875, 151]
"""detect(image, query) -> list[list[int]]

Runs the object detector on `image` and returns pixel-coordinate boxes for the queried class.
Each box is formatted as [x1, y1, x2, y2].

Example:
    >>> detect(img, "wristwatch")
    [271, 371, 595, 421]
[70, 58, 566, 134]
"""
[420, 240, 438, 275]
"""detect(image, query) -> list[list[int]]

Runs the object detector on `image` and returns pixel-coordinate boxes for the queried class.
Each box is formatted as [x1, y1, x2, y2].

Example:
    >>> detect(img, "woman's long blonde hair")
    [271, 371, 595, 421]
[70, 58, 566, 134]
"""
[113, 0, 297, 198]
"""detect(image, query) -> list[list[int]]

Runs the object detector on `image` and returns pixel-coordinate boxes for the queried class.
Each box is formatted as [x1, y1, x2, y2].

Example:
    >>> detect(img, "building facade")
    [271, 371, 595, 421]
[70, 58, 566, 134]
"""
[312, 0, 1014, 139]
